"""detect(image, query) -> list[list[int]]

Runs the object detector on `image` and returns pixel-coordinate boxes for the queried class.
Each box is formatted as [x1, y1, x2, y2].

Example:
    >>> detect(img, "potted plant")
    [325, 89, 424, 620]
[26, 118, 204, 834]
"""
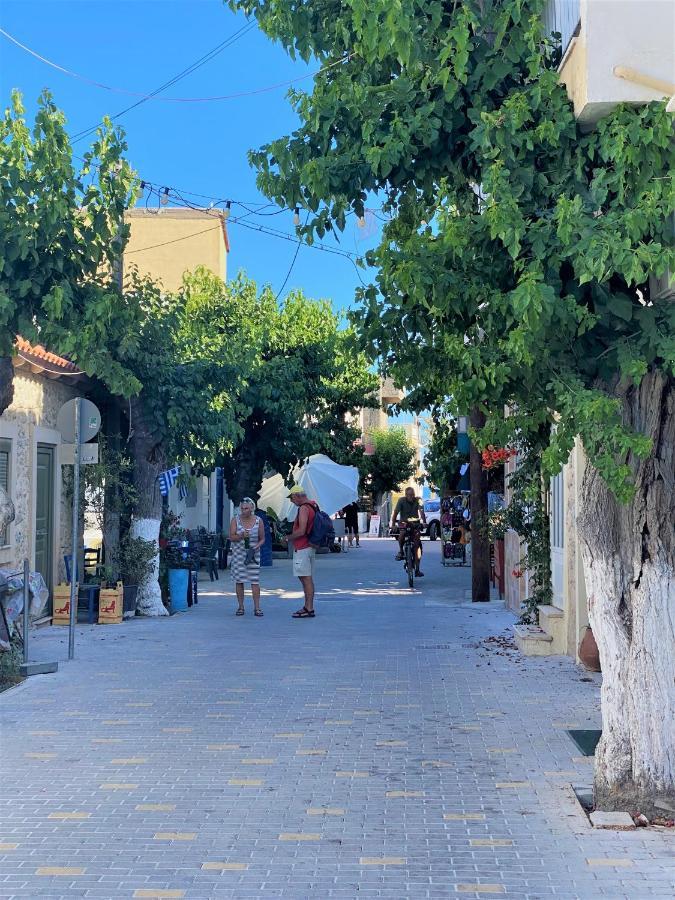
[116, 535, 157, 617]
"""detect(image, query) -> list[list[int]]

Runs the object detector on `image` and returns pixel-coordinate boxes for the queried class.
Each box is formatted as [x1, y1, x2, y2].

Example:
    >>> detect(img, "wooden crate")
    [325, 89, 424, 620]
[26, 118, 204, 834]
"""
[52, 583, 76, 625]
[98, 582, 123, 624]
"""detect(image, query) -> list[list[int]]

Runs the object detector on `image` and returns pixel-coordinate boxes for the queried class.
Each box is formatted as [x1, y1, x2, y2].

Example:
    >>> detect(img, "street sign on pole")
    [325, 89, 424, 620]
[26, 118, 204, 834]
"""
[67, 398, 82, 661]
[61, 443, 99, 466]
[57, 397, 101, 444]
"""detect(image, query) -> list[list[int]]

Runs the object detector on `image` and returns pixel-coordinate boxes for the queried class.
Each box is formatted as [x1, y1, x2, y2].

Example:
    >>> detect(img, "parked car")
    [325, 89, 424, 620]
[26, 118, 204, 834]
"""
[422, 499, 441, 540]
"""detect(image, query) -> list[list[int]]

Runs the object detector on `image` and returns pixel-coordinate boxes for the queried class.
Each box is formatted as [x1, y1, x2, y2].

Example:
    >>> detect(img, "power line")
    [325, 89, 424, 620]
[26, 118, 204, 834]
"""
[70, 23, 256, 143]
[275, 211, 310, 301]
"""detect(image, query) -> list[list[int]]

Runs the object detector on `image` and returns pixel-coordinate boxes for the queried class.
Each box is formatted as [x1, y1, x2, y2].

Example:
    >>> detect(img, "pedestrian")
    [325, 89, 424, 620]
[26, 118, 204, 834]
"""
[229, 498, 265, 616]
[285, 485, 318, 619]
[343, 501, 360, 547]
[391, 486, 426, 577]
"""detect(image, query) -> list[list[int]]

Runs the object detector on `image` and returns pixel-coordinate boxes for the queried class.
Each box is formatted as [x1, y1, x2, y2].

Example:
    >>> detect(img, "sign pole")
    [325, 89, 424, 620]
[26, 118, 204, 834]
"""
[68, 398, 82, 660]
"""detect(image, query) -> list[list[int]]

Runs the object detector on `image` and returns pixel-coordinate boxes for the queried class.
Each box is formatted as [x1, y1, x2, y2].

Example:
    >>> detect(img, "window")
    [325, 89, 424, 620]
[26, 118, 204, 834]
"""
[550, 471, 565, 550]
[0, 438, 11, 546]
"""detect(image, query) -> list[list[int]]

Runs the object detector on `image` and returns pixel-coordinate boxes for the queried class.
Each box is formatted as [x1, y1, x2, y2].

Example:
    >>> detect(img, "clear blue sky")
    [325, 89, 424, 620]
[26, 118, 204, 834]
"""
[0, 0, 381, 312]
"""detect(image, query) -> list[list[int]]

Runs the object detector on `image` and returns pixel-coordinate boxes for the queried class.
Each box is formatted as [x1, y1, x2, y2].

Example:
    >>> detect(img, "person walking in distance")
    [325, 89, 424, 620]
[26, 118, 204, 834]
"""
[343, 501, 360, 547]
[285, 485, 318, 619]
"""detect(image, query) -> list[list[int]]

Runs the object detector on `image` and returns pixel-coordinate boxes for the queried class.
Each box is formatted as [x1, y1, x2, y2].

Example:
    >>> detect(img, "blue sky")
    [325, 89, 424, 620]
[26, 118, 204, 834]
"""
[0, 0, 381, 313]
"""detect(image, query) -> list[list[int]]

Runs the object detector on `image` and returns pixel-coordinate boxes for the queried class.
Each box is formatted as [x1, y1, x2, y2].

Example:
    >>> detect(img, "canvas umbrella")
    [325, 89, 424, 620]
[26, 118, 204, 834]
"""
[296, 454, 359, 517]
[257, 473, 295, 521]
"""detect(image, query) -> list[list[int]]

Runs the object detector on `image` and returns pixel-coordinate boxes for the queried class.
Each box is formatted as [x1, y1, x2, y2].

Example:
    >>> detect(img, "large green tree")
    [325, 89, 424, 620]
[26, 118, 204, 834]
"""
[176, 268, 377, 504]
[0, 91, 140, 535]
[361, 426, 416, 511]
[232, 0, 674, 812]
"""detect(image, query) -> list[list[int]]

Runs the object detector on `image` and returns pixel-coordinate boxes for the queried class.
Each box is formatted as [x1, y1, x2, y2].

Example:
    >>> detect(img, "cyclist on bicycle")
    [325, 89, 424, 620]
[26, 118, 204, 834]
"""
[391, 487, 426, 577]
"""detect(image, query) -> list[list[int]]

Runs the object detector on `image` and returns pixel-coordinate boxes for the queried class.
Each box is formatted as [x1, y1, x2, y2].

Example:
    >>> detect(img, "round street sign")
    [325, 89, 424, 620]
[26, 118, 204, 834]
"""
[56, 398, 102, 444]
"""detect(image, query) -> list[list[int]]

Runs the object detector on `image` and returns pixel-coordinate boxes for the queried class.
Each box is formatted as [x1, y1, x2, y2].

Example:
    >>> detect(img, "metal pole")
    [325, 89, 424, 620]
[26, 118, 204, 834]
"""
[22, 558, 30, 666]
[68, 398, 82, 660]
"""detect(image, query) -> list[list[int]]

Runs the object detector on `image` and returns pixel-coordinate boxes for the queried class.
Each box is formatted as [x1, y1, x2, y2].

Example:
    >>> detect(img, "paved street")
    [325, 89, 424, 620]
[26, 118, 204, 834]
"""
[1, 539, 672, 899]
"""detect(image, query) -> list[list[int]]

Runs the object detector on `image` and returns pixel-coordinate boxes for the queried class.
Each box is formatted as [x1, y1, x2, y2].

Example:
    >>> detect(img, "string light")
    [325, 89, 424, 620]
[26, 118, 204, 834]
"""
[293, 206, 300, 226]
[223, 200, 231, 221]
[357, 216, 366, 228]
[160, 187, 170, 206]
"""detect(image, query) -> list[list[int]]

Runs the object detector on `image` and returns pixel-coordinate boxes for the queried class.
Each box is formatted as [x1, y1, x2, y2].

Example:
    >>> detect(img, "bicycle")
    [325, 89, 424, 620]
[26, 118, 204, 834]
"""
[401, 518, 422, 589]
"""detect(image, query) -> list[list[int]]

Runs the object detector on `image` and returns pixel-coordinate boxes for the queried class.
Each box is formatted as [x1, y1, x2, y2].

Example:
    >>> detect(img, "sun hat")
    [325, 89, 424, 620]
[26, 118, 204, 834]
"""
[287, 484, 307, 496]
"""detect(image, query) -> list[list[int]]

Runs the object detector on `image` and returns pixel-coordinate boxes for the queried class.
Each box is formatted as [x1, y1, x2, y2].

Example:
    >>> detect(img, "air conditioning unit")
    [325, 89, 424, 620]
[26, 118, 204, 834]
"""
[649, 268, 675, 302]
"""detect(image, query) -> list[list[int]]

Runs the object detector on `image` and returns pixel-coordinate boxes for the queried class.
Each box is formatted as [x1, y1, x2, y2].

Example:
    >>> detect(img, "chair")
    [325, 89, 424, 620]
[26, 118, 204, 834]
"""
[333, 519, 347, 553]
[199, 534, 219, 581]
[63, 555, 99, 625]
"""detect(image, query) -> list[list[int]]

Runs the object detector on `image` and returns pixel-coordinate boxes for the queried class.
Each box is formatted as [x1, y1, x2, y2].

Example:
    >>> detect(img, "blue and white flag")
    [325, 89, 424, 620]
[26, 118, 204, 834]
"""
[158, 465, 181, 497]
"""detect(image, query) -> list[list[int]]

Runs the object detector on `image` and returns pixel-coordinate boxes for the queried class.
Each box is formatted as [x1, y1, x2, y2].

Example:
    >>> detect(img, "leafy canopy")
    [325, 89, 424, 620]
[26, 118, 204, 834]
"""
[232, 0, 674, 501]
[0, 91, 141, 395]
[361, 426, 416, 499]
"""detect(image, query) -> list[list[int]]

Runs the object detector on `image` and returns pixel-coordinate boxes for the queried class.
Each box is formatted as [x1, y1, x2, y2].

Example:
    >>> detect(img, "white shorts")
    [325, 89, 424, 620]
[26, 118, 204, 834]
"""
[293, 547, 316, 577]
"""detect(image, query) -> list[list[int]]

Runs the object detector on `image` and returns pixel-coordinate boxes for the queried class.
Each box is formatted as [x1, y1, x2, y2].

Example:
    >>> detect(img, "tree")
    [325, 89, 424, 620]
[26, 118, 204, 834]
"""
[0, 92, 140, 530]
[175, 269, 377, 504]
[424, 415, 467, 496]
[232, 0, 674, 812]
[361, 427, 416, 510]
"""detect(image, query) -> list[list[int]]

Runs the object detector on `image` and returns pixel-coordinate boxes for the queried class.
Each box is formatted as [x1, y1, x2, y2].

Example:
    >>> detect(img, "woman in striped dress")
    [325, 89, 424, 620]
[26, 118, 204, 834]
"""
[229, 498, 265, 616]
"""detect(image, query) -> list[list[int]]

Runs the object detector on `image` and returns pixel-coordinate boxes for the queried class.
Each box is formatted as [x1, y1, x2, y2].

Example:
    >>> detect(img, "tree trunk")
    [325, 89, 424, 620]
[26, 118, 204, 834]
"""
[226, 442, 267, 507]
[578, 370, 674, 816]
[470, 408, 491, 602]
[0, 357, 16, 536]
[102, 401, 121, 573]
[128, 394, 168, 617]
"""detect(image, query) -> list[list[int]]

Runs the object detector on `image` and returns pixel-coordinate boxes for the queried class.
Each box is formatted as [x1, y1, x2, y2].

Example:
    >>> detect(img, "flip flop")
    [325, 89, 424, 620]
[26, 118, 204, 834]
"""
[292, 607, 315, 618]
[235, 608, 245, 616]
[254, 609, 264, 617]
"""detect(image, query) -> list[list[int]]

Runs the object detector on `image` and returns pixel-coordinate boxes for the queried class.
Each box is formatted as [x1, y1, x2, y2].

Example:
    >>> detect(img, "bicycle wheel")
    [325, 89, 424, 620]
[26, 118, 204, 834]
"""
[405, 544, 415, 589]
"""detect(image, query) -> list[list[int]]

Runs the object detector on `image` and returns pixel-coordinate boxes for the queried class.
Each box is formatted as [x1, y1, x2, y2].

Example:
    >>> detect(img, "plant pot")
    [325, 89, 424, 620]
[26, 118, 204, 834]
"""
[122, 584, 139, 617]
[168, 568, 189, 613]
[578, 626, 601, 672]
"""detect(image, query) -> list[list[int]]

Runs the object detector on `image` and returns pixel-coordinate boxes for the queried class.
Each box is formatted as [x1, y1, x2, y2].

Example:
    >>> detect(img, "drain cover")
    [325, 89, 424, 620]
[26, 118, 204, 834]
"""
[567, 729, 601, 756]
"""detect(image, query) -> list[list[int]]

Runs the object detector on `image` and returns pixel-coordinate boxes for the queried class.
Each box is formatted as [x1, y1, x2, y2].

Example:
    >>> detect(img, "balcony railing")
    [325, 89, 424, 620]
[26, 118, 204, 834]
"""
[543, 0, 581, 58]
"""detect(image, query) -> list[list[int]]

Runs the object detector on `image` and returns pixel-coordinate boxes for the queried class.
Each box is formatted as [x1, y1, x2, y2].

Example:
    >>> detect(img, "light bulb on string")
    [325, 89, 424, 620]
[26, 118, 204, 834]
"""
[293, 206, 300, 226]
[160, 187, 170, 206]
[357, 215, 366, 229]
[223, 201, 231, 221]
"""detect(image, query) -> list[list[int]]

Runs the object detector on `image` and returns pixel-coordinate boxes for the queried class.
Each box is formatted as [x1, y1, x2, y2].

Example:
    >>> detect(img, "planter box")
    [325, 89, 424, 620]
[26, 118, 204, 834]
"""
[99, 582, 123, 624]
[52, 583, 75, 625]
[122, 584, 138, 618]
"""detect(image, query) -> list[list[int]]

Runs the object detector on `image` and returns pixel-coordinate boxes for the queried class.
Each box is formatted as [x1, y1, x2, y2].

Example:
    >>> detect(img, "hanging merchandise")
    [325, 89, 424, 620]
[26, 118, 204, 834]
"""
[440, 496, 469, 567]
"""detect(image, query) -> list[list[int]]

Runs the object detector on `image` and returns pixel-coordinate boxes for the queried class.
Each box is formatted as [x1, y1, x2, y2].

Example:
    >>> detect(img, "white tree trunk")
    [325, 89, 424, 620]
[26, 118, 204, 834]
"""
[130, 516, 167, 617]
[578, 370, 675, 816]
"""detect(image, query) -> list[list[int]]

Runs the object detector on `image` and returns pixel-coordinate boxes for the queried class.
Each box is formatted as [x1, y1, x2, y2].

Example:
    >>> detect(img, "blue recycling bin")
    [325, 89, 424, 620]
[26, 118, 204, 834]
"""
[168, 568, 189, 613]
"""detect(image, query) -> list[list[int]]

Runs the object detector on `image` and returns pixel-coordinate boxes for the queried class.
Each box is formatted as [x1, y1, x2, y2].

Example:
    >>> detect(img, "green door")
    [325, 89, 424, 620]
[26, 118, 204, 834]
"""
[35, 445, 55, 606]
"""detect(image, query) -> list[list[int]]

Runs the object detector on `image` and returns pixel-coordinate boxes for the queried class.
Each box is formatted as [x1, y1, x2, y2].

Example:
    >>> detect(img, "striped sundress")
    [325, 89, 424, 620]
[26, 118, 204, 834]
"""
[230, 515, 261, 585]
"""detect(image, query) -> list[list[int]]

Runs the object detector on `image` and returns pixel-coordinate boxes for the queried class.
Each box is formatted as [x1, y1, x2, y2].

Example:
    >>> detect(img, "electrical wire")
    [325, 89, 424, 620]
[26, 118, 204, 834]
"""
[275, 211, 309, 301]
[70, 22, 256, 143]
[1, 24, 352, 105]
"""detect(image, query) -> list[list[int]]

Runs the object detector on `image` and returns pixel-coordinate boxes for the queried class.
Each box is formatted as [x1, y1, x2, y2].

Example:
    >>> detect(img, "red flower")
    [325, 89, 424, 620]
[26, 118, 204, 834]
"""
[512, 568, 523, 578]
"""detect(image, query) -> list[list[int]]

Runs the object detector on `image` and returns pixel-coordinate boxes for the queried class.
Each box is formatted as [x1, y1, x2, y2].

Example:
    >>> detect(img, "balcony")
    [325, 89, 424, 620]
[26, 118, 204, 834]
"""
[544, 0, 675, 126]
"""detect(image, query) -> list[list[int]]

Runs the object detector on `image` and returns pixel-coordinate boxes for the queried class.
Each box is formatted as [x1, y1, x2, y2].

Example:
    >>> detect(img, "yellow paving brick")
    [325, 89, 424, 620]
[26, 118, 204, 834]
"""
[360, 857, 406, 866]
[336, 771, 369, 778]
[325, 720, 353, 725]
[296, 749, 327, 756]
[275, 732, 304, 738]
[133, 892, 185, 899]
[353, 710, 378, 716]
[306, 808, 345, 816]
[225, 688, 251, 693]
[376, 740, 407, 747]
[422, 760, 452, 768]
[487, 748, 518, 754]
[444, 813, 486, 821]
[111, 758, 148, 764]
[102, 720, 131, 725]
[470, 839, 513, 847]
[240, 758, 276, 764]
[36, 867, 86, 876]
[162, 727, 193, 733]
[206, 713, 233, 719]
[395, 704, 419, 709]
[586, 858, 634, 867]
[28, 730, 58, 736]
[495, 781, 530, 788]
[91, 738, 123, 744]
[229, 779, 263, 786]
[385, 790, 424, 798]
[0, 843, 18, 850]
[24, 753, 57, 759]
[278, 833, 321, 841]
[100, 784, 139, 790]
[48, 812, 90, 820]
[153, 832, 196, 841]
[136, 804, 176, 812]
[216, 700, 242, 705]
[127, 702, 154, 707]
[201, 862, 248, 871]
[206, 744, 240, 750]
[457, 885, 505, 894]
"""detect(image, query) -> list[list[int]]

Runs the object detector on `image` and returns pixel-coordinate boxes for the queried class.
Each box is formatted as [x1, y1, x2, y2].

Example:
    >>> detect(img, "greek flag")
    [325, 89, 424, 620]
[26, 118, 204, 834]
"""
[158, 465, 181, 497]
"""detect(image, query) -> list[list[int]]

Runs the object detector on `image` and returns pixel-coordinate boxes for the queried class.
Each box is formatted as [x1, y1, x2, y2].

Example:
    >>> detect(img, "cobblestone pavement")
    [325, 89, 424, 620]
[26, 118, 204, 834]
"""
[1, 539, 673, 899]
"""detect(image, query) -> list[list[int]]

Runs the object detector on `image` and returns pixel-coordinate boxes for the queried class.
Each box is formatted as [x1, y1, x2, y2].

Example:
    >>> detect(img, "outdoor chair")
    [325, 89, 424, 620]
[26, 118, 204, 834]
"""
[63, 554, 99, 625]
[199, 534, 219, 581]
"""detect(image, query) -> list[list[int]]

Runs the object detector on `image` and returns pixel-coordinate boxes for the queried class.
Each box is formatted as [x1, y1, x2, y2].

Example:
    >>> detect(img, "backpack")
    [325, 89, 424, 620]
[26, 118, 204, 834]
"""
[303, 503, 335, 549]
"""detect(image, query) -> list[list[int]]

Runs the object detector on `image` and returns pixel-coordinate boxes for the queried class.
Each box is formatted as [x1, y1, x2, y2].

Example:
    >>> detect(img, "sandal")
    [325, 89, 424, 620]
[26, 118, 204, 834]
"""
[254, 609, 264, 617]
[292, 607, 315, 618]
[235, 608, 245, 616]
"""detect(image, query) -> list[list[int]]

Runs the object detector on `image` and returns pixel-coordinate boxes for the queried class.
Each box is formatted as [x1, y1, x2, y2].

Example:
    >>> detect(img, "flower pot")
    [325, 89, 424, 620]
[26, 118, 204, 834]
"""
[578, 626, 601, 672]
[168, 568, 189, 613]
[122, 584, 139, 617]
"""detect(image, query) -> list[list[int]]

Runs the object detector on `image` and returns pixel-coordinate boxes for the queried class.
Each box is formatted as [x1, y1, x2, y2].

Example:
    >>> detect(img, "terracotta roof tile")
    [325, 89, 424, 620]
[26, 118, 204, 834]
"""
[15, 337, 81, 373]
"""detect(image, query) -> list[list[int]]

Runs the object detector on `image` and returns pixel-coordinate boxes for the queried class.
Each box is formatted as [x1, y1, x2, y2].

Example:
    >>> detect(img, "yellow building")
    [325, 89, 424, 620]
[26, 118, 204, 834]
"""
[123, 208, 229, 292]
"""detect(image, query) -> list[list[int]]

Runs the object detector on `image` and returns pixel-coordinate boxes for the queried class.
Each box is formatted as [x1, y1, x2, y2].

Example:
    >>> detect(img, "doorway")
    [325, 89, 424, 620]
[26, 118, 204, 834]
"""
[35, 444, 55, 606]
